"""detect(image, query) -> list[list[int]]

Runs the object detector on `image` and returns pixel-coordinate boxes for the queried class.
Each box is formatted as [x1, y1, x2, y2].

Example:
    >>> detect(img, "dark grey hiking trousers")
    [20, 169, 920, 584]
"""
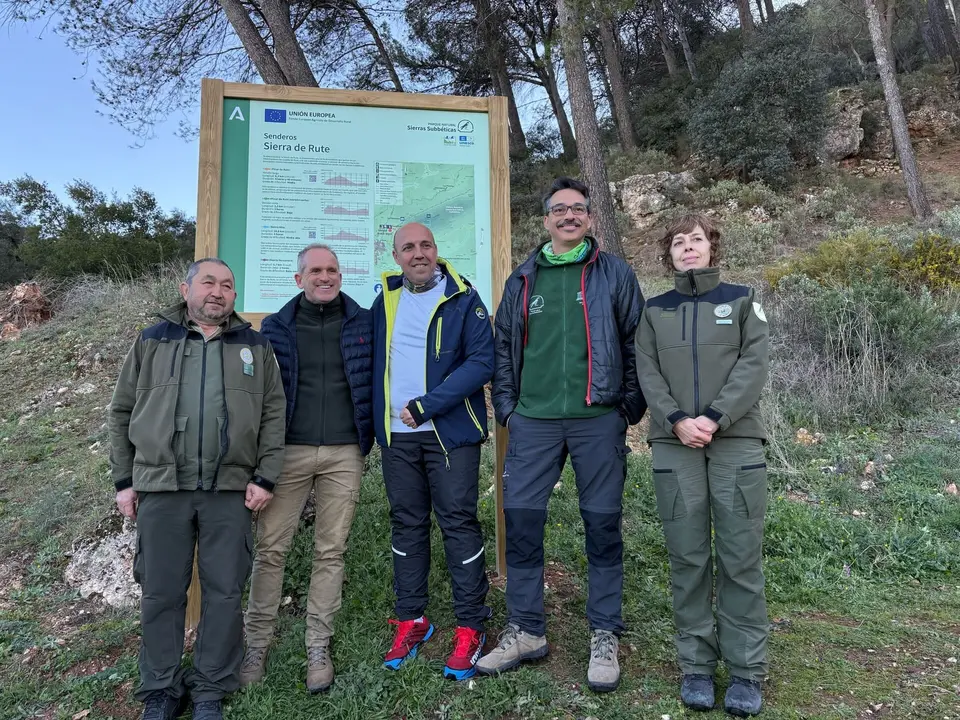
[502, 410, 630, 637]
[134, 490, 252, 702]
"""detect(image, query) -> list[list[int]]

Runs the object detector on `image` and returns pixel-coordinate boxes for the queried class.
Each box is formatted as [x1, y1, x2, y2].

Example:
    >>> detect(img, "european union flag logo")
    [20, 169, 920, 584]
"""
[265, 109, 286, 123]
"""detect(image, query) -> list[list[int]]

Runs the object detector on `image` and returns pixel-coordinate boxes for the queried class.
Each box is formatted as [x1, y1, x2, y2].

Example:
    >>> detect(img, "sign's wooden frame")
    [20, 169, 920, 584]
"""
[195, 78, 511, 575]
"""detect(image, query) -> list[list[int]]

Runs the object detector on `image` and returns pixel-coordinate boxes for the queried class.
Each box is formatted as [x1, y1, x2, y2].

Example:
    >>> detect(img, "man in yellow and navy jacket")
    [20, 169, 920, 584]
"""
[371, 222, 494, 681]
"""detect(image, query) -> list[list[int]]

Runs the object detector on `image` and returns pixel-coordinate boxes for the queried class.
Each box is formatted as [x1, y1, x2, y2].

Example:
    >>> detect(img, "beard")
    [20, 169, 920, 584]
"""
[191, 299, 232, 324]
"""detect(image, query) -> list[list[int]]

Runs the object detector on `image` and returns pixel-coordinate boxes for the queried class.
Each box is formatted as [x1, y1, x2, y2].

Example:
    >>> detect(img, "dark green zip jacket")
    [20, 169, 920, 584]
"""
[635, 268, 769, 442]
[108, 303, 286, 493]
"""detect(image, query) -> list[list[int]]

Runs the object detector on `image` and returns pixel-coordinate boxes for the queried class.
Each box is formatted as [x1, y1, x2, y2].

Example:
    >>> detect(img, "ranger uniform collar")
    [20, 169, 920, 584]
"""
[675, 267, 721, 296]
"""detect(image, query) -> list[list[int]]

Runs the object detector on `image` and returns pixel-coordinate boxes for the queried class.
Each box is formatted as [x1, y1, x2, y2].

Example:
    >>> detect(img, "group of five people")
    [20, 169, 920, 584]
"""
[109, 176, 769, 720]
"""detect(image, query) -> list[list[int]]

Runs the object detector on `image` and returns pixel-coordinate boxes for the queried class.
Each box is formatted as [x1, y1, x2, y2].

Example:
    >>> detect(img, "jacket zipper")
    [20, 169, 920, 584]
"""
[196, 340, 208, 490]
[425, 294, 460, 468]
[688, 270, 701, 414]
[169, 342, 179, 377]
[682, 307, 687, 342]
[522, 275, 530, 347]
[435, 316, 443, 360]
[211, 344, 229, 493]
[580, 248, 599, 405]
[464, 398, 483, 437]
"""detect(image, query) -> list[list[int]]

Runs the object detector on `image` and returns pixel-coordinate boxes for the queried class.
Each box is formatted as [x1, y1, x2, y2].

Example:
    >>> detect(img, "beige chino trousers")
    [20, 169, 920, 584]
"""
[244, 444, 363, 648]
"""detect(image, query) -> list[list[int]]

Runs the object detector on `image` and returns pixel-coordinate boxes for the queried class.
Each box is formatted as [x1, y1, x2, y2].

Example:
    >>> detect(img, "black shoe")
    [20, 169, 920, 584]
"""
[681, 673, 715, 711]
[141, 691, 188, 720]
[192, 700, 223, 720]
[724, 676, 763, 717]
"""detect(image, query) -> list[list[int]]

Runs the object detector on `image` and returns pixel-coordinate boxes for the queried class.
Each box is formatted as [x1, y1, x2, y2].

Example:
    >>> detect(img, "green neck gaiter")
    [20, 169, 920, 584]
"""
[541, 240, 588, 265]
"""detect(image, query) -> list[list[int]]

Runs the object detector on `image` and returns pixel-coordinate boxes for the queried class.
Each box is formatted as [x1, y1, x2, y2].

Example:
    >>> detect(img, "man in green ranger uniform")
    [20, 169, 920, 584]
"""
[635, 214, 770, 716]
[109, 258, 286, 720]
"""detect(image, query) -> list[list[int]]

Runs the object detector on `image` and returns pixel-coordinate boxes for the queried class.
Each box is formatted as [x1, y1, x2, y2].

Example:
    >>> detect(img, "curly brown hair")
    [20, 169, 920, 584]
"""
[657, 213, 722, 273]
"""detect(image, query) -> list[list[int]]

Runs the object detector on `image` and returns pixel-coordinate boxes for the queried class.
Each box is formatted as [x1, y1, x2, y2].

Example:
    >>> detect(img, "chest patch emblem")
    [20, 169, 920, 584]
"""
[240, 348, 254, 364]
[714, 304, 733, 318]
[529, 295, 545, 315]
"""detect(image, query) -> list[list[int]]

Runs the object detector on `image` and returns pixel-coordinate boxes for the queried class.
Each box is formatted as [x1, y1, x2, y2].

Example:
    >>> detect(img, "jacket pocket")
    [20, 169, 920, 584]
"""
[653, 468, 687, 521]
[173, 416, 188, 467]
[734, 462, 767, 519]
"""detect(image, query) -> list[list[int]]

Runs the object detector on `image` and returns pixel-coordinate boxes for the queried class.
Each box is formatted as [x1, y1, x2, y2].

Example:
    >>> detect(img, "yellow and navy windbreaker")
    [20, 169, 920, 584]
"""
[372, 259, 494, 453]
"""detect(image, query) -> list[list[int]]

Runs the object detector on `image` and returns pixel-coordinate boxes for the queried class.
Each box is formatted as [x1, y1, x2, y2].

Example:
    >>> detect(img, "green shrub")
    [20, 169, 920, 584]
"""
[604, 148, 675, 183]
[722, 217, 781, 269]
[766, 230, 960, 291]
[693, 180, 792, 215]
[769, 272, 960, 426]
[688, 11, 829, 187]
[937, 206, 960, 239]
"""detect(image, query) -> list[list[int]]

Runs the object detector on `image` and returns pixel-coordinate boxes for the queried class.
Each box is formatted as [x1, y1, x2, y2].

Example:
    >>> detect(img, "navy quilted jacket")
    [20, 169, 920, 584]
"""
[261, 291, 374, 456]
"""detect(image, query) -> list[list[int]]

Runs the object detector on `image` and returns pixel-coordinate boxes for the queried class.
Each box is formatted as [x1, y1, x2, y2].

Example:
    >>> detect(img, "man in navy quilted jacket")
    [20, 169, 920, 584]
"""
[241, 244, 374, 694]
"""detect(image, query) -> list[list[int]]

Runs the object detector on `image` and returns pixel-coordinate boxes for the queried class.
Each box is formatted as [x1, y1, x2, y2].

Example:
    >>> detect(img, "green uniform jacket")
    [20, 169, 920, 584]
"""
[635, 268, 769, 442]
[108, 303, 286, 493]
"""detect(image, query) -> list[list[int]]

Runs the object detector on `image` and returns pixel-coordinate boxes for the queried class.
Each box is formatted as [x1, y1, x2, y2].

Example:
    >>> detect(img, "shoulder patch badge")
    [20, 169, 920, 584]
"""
[475, 306, 486, 320]
[752, 302, 767, 322]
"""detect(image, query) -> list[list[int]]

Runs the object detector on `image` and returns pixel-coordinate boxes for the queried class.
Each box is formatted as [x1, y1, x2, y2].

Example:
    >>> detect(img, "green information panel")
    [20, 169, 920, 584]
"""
[218, 98, 492, 312]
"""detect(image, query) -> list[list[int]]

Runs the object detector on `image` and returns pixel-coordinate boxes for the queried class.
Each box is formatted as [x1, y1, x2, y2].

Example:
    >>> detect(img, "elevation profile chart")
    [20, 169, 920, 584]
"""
[221, 96, 492, 311]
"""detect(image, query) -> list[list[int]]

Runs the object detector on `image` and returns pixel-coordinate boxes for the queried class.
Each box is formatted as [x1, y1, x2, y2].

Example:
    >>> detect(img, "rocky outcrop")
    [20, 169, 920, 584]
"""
[610, 171, 700, 230]
[819, 89, 865, 163]
[64, 516, 140, 608]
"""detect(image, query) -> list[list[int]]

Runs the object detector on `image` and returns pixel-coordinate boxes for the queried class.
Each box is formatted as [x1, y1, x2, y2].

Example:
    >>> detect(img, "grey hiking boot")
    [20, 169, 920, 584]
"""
[681, 673, 715, 710]
[239, 646, 269, 687]
[307, 644, 334, 694]
[586, 629, 620, 692]
[475, 624, 548, 675]
[725, 676, 763, 717]
[191, 700, 222, 720]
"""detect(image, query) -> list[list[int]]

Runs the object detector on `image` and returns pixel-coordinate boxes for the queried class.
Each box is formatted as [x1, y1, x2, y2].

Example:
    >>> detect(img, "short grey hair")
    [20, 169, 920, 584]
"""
[297, 244, 339, 274]
[185, 257, 232, 285]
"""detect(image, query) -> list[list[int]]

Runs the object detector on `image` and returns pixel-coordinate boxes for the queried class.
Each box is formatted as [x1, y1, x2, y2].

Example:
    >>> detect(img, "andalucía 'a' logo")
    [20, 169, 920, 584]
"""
[529, 295, 545, 315]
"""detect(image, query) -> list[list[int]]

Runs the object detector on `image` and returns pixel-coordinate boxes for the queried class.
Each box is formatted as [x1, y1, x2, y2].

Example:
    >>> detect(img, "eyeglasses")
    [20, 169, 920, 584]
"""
[548, 202, 589, 217]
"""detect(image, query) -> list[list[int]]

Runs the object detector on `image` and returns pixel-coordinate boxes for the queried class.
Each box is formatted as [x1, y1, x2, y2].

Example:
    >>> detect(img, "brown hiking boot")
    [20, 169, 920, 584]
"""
[307, 644, 334, 694]
[239, 646, 268, 687]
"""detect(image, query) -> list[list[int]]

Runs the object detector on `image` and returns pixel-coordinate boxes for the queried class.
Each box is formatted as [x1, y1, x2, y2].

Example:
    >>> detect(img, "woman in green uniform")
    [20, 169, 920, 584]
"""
[635, 213, 770, 717]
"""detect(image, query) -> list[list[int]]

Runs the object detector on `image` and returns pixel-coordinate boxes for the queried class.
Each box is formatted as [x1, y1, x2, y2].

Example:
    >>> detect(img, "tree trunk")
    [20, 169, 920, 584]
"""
[543, 64, 578, 158]
[345, 0, 405, 91]
[928, 0, 960, 71]
[754, 0, 766, 23]
[764, 0, 776, 19]
[598, 16, 637, 151]
[555, 0, 625, 257]
[877, 0, 898, 61]
[736, 0, 756, 36]
[259, 0, 319, 86]
[864, 0, 933, 220]
[474, 0, 527, 157]
[652, 0, 680, 77]
[218, 0, 289, 84]
[667, 0, 700, 81]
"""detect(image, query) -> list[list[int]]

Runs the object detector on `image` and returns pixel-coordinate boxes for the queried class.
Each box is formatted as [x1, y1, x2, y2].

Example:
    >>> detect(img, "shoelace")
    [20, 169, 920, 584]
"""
[591, 631, 616, 661]
[241, 647, 266, 670]
[142, 695, 167, 720]
[193, 701, 221, 717]
[495, 625, 519, 650]
[451, 628, 480, 656]
[308, 646, 329, 667]
[388, 618, 420, 651]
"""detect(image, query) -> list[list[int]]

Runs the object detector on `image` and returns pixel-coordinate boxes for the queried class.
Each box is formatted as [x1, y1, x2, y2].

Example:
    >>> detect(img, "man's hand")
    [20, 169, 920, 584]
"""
[245, 483, 274, 512]
[116, 487, 138, 520]
[400, 405, 419, 429]
[692, 415, 720, 435]
[673, 418, 714, 449]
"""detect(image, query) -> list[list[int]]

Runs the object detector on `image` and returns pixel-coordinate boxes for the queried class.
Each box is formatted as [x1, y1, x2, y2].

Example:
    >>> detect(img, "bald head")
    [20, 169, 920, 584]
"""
[392, 222, 439, 286]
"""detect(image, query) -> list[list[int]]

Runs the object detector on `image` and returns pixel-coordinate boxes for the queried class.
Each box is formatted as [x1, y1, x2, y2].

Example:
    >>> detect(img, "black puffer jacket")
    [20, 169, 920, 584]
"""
[493, 237, 647, 426]
[261, 291, 374, 455]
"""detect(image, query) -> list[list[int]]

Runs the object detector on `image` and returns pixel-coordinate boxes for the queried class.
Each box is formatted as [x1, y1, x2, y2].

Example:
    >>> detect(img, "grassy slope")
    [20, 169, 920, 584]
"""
[2, 173, 960, 718]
